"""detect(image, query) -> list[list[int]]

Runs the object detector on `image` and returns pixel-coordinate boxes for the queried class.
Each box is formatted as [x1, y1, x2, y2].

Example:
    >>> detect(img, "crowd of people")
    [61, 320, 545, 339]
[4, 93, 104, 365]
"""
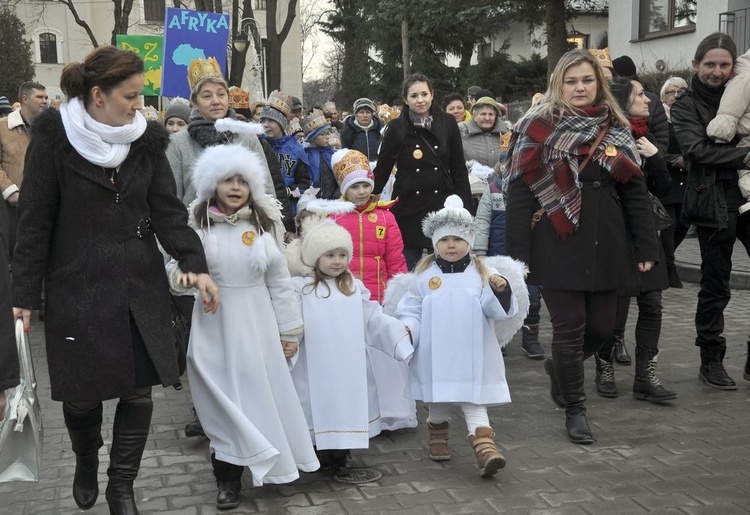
[2, 32, 750, 513]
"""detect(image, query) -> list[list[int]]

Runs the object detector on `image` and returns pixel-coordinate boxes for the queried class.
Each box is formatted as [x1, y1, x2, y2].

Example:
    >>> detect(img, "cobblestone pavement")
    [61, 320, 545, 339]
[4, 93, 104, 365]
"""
[2, 280, 750, 515]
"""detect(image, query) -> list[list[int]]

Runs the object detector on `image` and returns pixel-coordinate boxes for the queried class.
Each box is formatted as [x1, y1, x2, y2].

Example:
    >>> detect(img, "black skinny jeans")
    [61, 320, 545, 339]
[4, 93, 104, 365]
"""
[541, 289, 619, 361]
[600, 291, 663, 357]
[695, 181, 750, 347]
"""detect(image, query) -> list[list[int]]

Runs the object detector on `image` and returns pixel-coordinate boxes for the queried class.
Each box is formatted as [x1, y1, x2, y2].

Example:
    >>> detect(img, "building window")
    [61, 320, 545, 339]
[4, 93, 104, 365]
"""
[255, 0, 266, 9]
[567, 32, 589, 49]
[478, 42, 492, 61]
[639, 0, 696, 38]
[39, 33, 58, 64]
[144, 0, 165, 23]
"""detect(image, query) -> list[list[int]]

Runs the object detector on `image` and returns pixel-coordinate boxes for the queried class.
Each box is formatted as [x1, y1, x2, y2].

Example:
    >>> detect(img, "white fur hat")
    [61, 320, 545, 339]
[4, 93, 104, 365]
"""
[301, 218, 353, 268]
[191, 143, 269, 205]
[422, 195, 476, 249]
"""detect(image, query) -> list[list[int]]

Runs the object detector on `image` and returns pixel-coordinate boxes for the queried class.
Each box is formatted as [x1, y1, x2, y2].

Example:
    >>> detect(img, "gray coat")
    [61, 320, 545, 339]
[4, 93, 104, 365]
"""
[459, 119, 507, 167]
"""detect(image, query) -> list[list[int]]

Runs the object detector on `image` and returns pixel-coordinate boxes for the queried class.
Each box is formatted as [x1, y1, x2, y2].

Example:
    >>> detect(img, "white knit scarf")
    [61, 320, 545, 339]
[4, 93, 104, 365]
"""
[60, 97, 148, 168]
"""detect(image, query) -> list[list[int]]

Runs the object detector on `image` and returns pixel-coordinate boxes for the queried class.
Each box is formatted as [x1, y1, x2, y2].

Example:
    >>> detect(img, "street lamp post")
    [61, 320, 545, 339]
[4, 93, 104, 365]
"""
[233, 17, 267, 99]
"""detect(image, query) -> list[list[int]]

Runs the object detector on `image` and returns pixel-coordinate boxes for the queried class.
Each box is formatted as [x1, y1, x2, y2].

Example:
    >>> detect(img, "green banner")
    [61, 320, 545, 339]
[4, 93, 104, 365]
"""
[116, 35, 164, 96]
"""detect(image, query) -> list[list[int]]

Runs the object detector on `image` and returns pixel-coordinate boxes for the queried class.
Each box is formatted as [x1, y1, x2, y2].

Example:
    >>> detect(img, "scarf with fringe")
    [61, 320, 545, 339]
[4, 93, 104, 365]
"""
[507, 105, 641, 238]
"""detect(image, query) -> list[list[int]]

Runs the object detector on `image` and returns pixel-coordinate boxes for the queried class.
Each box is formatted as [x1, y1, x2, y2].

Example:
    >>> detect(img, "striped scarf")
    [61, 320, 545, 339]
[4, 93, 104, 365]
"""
[507, 105, 641, 238]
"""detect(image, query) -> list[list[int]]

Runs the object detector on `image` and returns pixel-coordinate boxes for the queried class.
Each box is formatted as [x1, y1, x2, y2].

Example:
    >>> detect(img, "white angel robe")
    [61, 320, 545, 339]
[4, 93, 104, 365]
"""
[183, 222, 319, 486]
[290, 277, 414, 450]
[397, 262, 516, 406]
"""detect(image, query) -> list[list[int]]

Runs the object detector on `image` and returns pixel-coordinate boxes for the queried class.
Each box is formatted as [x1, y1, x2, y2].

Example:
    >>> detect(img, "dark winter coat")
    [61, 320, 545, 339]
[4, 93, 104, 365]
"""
[637, 133, 671, 293]
[0, 199, 19, 391]
[660, 121, 687, 206]
[671, 86, 748, 228]
[12, 109, 208, 402]
[373, 105, 473, 250]
[505, 161, 659, 292]
[340, 115, 384, 161]
[647, 92, 669, 155]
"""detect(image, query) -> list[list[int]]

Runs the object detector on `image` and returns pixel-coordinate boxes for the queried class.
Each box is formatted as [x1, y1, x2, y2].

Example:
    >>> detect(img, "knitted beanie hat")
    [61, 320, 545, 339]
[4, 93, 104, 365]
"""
[331, 148, 374, 196]
[301, 218, 353, 267]
[608, 77, 634, 112]
[352, 97, 376, 113]
[422, 195, 476, 249]
[0, 96, 11, 115]
[260, 90, 291, 132]
[164, 99, 191, 124]
[612, 55, 638, 79]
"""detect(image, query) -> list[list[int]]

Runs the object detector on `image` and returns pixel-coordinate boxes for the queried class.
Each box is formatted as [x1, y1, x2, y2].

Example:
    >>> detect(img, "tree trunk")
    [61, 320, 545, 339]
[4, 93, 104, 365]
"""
[57, 0, 98, 47]
[545, 0, 568, 77]
[265, 0, 299, 92]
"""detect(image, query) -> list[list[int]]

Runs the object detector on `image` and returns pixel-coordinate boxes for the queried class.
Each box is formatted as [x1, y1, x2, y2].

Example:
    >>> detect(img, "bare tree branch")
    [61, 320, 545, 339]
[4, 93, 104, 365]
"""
[56, 0, 98, 47]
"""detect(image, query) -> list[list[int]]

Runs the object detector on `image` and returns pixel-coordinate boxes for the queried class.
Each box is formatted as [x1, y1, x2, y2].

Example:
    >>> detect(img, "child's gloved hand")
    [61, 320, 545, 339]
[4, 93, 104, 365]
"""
[489, 274, 507, 292]
[282, 341, 298, 358]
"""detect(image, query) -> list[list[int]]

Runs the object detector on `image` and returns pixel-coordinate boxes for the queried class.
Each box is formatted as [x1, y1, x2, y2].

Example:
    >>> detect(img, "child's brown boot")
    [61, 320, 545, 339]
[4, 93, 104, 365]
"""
[468, 427, 506, 477]
[427, 421, 451, 461]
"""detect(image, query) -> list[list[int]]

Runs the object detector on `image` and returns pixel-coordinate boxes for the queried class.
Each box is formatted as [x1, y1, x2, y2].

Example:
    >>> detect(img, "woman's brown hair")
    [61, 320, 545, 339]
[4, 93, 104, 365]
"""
[60, 46, 143, 106]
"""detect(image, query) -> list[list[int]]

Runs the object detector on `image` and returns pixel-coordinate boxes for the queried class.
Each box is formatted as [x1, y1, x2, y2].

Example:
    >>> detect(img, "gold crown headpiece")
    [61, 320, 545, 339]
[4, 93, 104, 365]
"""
[332, 149, 371, 183]
[300, 109, 328, 135]
[589, 48, 612, 70]
[228, 86, 250, 109]
[266, 90, 291, 116]
[288, 117, 303, 134]
[187, 57, 224, 92]
[323, 101, 337, 114]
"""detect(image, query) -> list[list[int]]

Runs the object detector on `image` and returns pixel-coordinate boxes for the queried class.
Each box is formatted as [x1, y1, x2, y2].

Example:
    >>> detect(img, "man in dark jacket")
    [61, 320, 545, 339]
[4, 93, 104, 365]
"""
[1, 195, 19, 418]
[612, 55, 669, 154]
[671, 33, 750, 390]
[340, 98, 384, 161]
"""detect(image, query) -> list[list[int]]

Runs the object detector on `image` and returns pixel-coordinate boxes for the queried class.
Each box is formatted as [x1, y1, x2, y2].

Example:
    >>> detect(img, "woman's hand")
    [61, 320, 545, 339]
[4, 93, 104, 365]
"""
[282, 340, 298, 358]
[13, 307, 32, 333]
[638, 261, 655, 273]
[176, 270, 197, 288]
[489, 274, 507, 292]
[193, 273, 220, 314]
[635, 137, 658, 158]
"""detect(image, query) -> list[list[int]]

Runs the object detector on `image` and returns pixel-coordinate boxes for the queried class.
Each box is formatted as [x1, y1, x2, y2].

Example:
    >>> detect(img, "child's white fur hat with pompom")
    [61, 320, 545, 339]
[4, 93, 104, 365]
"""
[191, 118, 268, 204]
[422, 195, 476, 249]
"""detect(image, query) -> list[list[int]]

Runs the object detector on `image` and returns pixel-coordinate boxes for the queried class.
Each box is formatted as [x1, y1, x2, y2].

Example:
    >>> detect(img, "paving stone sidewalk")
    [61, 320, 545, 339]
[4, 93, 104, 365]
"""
[2, 282, 750, 515]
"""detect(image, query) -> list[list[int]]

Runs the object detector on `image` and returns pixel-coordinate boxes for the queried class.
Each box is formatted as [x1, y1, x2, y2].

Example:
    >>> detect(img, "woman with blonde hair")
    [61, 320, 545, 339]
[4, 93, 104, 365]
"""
[505, 49, 659, 444]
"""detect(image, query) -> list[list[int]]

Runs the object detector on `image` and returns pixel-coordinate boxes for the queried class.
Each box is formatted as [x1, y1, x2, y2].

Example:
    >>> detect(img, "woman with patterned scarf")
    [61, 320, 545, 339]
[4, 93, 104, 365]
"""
[505, 49, 659, 445]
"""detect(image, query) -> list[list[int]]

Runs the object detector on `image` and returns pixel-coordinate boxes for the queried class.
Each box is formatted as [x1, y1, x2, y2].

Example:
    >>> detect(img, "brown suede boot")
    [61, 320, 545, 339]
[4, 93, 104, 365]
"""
[468, 427, 506, 478]
[427, 421, 451, 461]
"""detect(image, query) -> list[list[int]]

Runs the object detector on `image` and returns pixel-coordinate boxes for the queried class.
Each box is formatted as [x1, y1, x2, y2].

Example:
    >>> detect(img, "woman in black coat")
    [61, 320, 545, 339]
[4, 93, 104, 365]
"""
[373, 74, 473, 269]
[0, 194, 19, 416]
[12, 46, 219, 514]
[592, 77, 677, 404]
[505, 50, 658, 445]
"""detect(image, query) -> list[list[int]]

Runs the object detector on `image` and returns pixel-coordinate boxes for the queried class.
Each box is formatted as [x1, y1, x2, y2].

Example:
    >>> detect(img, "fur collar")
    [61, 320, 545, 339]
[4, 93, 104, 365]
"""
[31, 107, 170, 156]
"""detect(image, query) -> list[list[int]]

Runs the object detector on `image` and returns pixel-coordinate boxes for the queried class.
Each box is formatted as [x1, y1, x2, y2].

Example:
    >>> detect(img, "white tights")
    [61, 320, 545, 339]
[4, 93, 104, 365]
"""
[427, 402, 490, 436]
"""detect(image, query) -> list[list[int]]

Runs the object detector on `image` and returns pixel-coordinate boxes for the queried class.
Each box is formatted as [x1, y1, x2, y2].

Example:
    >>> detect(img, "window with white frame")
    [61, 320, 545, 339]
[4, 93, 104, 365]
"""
[39, 33, 58, 63]
[143, 0, 165, 23]
[639, 0, 696, 38]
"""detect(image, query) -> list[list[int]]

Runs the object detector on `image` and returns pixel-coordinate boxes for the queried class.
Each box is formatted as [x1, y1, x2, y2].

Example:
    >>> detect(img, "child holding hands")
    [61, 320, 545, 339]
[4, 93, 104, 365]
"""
[395, 195, 527, 477]
[167, 143, 318, 509]
[285, 213, 414, 483]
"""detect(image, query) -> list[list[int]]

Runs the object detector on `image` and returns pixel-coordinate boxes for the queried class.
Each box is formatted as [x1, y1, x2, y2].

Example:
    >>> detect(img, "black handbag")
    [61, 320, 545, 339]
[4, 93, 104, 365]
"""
[648, 192, 673, 231]
[170, 294, 189, 379]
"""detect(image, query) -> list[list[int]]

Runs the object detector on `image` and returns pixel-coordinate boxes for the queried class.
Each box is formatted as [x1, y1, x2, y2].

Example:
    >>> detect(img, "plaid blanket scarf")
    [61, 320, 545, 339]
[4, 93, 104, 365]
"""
[507, 105, 641, 238]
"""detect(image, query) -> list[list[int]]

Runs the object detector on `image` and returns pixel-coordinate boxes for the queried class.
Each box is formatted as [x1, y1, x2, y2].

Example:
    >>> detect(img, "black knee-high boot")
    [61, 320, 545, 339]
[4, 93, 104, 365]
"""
[105, 399, 153, 515]
[63, 403, 104, 510]
[552, 354, 594, 445]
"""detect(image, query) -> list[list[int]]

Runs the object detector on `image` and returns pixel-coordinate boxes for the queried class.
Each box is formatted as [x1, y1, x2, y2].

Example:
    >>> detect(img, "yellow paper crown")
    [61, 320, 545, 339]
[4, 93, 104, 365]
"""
[228, 86, 250, 109]
[500, 132, 512, 152]
[323, 101, 337, 114]
[300, 108, 328, 135]
[187, 57, 224, 92]
[333, 149, 371, 184]
[289, 117, 303, 134]
[267, 90, 291, 116]
[590, 48, 612, 70]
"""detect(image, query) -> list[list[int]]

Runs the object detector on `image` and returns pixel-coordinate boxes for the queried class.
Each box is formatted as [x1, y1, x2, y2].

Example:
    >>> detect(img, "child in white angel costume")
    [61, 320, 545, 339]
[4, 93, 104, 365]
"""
[392, 195, 528, 478]
[167, 120, 319, 509]
[285, 210, 414, 483]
